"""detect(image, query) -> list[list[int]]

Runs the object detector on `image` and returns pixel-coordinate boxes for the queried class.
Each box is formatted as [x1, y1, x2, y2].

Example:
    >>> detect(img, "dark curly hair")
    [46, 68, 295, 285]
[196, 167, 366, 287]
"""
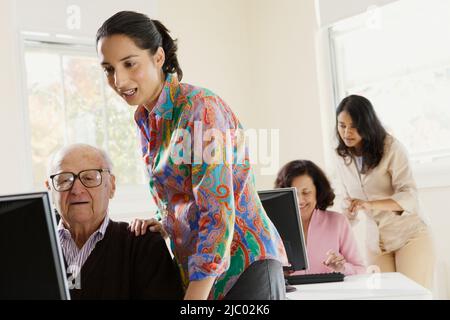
[275, 160, 335, 210]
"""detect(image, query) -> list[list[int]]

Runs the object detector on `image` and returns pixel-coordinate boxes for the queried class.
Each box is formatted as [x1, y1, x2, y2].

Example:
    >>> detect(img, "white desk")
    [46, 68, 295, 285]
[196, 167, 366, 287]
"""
[286, 272, 432, 300]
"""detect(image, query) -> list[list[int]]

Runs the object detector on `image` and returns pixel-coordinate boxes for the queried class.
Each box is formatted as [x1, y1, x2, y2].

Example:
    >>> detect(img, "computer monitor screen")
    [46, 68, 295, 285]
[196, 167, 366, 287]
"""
[258, 188, 308, 271]
[0, 192, 70, 300]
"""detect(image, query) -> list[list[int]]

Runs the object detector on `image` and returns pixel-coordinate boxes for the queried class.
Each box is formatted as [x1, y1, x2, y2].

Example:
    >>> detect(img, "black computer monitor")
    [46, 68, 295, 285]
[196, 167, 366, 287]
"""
[258, 188, 308, 271]
[0, 192, 70, 300]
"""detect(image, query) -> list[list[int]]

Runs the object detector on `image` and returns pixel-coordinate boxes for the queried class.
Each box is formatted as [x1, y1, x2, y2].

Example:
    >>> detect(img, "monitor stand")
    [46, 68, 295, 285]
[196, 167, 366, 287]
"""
[283, 266, 297, 293]
[285, 278, 297, 293]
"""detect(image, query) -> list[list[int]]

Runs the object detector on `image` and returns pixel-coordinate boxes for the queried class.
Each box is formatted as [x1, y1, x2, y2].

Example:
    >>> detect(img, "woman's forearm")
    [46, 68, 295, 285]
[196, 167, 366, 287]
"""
[369, 199, 403, 212]
[184, 276, 217, 300]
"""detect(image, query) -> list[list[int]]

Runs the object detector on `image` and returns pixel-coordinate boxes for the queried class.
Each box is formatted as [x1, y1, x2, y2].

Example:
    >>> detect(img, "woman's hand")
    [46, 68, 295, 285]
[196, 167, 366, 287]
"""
[343, 197, 358, 220]
[346, 198, 372, 218]
[323, 250, 346, 273]
[283, 268, 295, 277]
[129, 218, 169, 239]
[184, 277, 217, 300]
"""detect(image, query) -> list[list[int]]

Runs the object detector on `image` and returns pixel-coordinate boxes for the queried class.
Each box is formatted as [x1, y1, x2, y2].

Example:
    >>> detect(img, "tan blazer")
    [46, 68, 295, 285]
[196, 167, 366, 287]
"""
[336, 135, 427, 254]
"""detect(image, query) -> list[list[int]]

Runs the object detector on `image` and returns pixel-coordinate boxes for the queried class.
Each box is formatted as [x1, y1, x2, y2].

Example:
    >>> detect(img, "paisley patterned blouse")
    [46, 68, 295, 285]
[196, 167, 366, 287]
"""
[134, 74, 287, 299]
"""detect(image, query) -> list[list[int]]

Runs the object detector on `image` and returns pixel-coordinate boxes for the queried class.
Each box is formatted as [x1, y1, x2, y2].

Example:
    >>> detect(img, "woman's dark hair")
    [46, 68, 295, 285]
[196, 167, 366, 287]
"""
[96, 11, 183, 81]
[336, 95, 388, 170]
[274, 160, 335, 210]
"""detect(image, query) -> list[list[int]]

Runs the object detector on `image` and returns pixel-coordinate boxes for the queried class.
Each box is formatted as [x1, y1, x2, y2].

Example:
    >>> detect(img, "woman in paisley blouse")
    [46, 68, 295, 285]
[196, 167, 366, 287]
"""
[96, 11, 288, 300]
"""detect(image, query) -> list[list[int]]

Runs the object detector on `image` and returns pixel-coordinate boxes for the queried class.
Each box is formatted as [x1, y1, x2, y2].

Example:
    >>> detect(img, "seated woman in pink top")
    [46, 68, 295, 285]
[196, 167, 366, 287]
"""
[275, 160, 366, 276]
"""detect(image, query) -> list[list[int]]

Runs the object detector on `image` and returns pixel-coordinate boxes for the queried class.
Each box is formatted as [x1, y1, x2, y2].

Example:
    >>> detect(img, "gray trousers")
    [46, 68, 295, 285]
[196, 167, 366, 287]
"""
[223, 259, 286, 300]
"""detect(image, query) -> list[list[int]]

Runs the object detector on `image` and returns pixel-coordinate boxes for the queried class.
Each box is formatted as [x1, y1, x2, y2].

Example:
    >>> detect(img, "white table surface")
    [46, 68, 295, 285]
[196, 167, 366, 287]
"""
[286, 272, 432, 300]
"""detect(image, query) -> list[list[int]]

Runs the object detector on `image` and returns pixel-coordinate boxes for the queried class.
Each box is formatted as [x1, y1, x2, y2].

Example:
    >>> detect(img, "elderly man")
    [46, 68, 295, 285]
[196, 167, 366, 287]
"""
[45, 143, 183, 299]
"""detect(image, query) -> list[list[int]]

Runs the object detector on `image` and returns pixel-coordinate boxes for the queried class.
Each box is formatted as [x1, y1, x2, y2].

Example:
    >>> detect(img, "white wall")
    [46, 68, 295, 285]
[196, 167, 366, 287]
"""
[0, 0, 28, 195]
[15, 0, 157, 37]
[246, 0, 325, 189]
[317, 0, 399, 26]
[158, 0, 252, 133]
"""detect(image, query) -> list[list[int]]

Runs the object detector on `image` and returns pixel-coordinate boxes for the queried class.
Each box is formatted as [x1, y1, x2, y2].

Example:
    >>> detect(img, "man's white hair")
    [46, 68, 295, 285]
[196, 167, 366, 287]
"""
[47, 143, 114, 177]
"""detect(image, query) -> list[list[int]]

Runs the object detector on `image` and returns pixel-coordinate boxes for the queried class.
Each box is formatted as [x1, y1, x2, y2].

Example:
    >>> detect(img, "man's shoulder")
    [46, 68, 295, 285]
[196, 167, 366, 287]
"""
[108, 220, 166, 251]
[106, 220, 129, 237]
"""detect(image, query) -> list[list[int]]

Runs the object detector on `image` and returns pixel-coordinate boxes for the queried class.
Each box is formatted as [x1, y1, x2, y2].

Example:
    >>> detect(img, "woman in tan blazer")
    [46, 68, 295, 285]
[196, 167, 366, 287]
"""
[335, 95, 434, 290]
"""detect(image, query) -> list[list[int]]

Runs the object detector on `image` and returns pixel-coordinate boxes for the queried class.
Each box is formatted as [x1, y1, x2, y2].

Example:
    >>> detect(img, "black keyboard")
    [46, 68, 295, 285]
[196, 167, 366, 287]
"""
[286, 272, 345, 285]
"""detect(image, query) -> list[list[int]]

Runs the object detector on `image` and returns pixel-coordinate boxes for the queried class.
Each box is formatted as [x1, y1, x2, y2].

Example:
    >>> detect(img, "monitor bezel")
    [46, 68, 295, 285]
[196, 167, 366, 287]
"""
[0, 191, 70, 300]
[258, 187, 309, 271]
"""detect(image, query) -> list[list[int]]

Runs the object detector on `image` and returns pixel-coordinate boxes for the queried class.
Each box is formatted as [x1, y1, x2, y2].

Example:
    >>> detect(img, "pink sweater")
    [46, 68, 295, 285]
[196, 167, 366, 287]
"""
[293, 209, 366, 276]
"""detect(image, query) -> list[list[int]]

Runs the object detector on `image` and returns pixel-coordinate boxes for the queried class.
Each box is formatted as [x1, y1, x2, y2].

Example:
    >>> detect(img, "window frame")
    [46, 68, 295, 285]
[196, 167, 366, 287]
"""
[19, 32, 157, 221]
[327, 13, 450, 189]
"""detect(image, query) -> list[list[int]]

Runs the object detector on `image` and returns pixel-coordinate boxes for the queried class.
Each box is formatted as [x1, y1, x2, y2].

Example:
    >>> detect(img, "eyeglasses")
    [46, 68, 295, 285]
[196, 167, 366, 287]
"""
[50, 169, 110, 192]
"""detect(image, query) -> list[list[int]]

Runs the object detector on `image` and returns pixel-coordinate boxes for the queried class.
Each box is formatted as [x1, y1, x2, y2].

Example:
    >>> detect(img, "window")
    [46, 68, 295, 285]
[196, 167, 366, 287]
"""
[23, 39, 154, 220]
[329, 0, 450, 186]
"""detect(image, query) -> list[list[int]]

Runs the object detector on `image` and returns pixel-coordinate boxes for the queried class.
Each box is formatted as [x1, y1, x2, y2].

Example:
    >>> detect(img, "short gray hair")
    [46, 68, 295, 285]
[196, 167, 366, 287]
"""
[47, 143, 114, 177]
